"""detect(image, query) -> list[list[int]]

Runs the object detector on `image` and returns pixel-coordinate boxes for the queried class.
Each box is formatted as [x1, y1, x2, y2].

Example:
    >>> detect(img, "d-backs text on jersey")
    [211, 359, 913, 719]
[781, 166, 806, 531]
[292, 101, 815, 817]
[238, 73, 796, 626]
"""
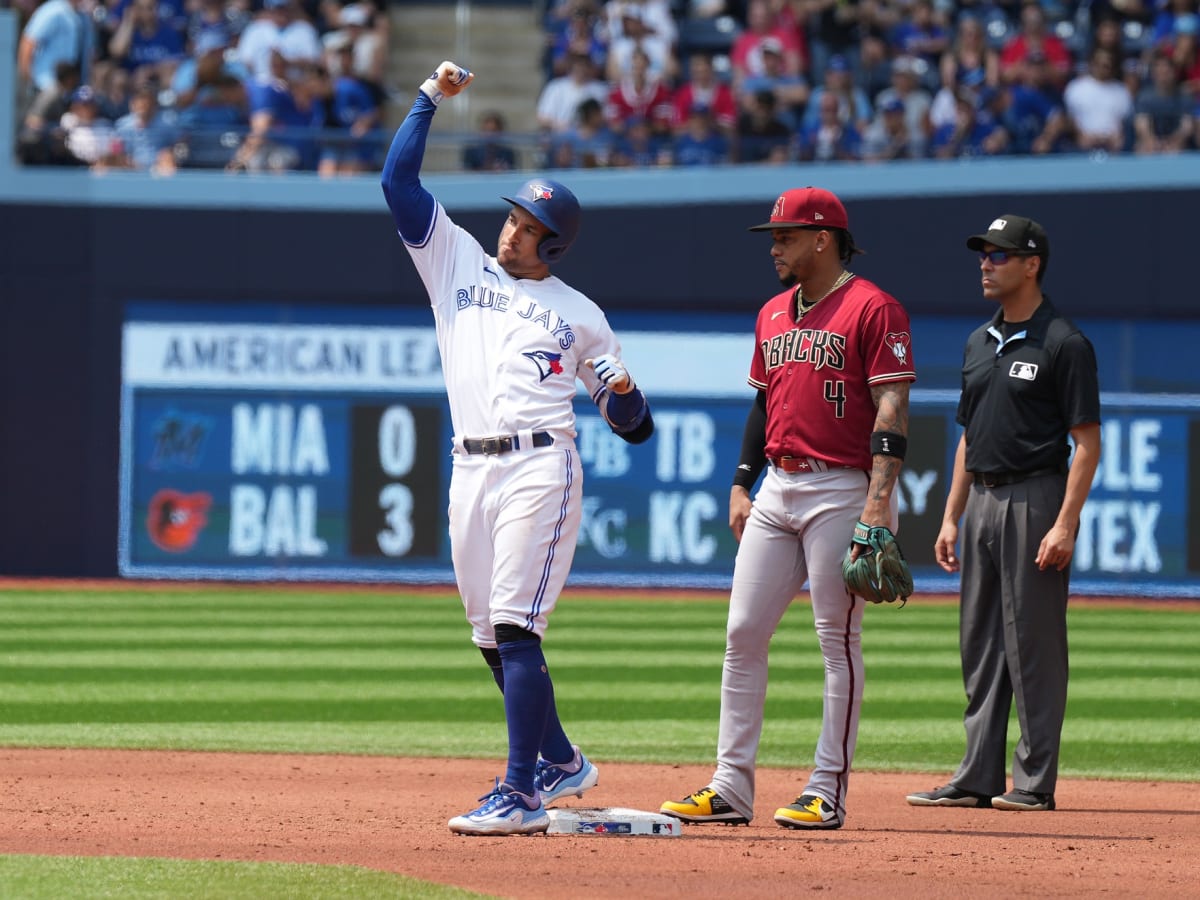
[761, 328, 846, 373]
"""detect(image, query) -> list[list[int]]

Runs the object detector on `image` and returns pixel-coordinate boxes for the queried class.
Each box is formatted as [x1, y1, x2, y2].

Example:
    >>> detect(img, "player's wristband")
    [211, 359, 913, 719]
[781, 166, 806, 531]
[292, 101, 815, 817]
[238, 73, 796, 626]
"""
[419, 78, 446, 105]
[870, 430, 907, 460]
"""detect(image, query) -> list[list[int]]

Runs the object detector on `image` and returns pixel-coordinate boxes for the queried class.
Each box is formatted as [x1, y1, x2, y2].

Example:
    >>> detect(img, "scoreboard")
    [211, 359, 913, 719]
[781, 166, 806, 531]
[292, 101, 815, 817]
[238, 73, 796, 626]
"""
[118, 304, 1200, 596]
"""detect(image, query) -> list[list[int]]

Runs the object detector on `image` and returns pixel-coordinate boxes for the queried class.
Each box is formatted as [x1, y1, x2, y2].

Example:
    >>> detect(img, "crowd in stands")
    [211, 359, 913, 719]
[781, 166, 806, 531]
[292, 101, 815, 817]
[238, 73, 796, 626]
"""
[15, 0, 389, 173]
[11, 0, 1200, 175]
[473, 0, 1200, 170]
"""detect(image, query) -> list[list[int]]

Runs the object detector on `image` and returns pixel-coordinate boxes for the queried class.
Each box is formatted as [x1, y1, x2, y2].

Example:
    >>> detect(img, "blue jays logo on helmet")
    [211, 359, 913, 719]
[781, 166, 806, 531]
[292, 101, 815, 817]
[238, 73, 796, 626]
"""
[523, 349, 564, 381]
[502, 177, 582, 264]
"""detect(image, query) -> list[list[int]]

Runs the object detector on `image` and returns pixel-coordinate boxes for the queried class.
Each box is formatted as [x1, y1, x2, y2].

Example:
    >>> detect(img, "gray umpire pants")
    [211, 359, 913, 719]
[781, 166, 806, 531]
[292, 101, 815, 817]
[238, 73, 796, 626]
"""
[951, 472, 1070, 797]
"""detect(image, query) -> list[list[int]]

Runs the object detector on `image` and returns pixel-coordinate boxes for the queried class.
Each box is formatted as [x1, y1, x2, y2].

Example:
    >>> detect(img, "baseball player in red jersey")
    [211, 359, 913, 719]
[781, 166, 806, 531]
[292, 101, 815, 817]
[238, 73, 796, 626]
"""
[661, 187, 915, 830]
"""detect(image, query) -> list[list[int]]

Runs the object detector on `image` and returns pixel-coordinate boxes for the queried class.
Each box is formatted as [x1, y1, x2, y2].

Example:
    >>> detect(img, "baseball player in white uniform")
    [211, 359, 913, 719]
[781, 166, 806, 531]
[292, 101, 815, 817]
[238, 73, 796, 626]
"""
[382, 61, 654, 836]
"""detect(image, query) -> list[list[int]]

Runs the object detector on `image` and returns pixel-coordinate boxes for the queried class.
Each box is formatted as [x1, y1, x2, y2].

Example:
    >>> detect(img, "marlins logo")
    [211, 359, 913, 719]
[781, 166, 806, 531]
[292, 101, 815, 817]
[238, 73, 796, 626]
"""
[523, 349, 564, 381]
[528, 183, 554, 202]
[884, 332, 912, 366]
[146, 489, 212, 552]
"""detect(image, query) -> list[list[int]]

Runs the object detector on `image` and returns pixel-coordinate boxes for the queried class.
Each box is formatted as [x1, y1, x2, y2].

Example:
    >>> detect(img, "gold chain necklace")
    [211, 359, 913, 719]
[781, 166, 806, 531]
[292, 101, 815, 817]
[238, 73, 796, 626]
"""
[796, 270, 853, 318]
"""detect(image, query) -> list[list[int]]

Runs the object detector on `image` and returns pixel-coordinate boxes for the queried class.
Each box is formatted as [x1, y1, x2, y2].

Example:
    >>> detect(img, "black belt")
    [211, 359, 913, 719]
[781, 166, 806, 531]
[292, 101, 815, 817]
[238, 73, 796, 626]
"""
[462, 432, 553, 455]
[973, 466, 1064, 488]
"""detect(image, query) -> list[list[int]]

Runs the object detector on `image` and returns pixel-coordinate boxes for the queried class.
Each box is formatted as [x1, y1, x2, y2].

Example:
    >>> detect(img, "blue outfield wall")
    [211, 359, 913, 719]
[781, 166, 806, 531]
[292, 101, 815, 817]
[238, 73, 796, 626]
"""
[2, 49, 1200, 592]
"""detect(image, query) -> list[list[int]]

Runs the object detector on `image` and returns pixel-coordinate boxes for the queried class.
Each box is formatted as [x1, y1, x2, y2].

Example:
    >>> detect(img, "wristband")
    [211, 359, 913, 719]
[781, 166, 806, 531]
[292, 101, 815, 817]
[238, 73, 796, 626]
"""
[870, 430, 907, 460]
[419, 77, 446, 105]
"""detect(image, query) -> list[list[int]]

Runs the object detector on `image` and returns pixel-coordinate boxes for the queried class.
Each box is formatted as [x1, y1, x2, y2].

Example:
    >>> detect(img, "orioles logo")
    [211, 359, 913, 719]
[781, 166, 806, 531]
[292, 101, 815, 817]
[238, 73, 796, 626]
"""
[147, 489, 212, 552]
[884, 332, 912, 366]
[529, 184, 554, 201]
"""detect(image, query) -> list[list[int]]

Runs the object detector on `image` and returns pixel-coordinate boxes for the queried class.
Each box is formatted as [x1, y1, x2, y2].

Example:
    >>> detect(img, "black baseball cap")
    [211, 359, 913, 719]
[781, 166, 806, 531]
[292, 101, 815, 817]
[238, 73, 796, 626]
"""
[966, 214, 1049, 257]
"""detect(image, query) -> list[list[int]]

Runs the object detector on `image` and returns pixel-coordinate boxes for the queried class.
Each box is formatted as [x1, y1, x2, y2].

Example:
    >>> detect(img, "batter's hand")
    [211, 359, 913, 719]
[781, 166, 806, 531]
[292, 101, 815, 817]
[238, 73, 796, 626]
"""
[933, 521, 960, 573]
[1036, 523, 1075, 571]
[586, 354, 633, 394]
[420, 61, 474, 104]
[729, 485, 752, 542]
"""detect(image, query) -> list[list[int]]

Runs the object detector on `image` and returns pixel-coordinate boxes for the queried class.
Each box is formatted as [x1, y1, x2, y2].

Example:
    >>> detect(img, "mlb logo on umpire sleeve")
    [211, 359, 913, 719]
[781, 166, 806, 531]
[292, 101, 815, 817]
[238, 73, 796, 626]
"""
[1009, 361, 1038, 381]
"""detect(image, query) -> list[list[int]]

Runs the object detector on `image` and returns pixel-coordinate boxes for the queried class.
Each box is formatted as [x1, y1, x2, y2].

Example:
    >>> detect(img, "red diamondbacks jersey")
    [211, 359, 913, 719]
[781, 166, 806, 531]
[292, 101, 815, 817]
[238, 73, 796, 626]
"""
[748, 275, 916, 472]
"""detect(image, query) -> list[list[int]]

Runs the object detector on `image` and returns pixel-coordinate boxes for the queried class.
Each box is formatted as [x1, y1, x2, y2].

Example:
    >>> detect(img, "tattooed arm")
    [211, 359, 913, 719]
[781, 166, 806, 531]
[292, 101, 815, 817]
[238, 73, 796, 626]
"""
[858, 380, 910, 533]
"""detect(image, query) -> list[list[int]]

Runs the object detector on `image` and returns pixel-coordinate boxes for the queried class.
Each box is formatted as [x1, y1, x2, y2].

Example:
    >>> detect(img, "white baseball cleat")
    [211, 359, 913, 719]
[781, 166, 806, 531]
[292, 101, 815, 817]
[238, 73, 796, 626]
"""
[448, 779, 549, 836]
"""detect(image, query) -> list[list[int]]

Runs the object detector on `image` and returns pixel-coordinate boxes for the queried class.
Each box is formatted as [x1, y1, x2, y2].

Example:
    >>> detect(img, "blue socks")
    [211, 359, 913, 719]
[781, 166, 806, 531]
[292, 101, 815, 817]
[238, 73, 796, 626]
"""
[496, 638, 572, 796]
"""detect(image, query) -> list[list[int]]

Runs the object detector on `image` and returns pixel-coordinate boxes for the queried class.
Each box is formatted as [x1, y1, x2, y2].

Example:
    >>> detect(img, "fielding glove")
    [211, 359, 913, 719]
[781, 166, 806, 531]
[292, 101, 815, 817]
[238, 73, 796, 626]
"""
[842, 521, 914, 606]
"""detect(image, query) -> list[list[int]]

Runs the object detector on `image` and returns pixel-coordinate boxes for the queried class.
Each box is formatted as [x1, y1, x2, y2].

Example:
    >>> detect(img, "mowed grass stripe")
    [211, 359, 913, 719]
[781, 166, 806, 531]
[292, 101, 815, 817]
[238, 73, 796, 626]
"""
[0, 588, 1197, 779]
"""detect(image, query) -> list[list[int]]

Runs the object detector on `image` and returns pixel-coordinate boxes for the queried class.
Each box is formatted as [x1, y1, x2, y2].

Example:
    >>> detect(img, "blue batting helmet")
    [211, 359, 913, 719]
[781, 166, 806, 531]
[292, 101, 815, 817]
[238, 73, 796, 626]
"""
[501, 178, 581, 264]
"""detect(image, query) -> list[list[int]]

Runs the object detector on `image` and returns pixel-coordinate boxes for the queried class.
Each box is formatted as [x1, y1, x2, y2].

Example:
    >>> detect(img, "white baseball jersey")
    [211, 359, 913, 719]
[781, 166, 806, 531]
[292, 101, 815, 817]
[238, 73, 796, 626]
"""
[404, 201, 621, 444]
[400, 199, 622, 647]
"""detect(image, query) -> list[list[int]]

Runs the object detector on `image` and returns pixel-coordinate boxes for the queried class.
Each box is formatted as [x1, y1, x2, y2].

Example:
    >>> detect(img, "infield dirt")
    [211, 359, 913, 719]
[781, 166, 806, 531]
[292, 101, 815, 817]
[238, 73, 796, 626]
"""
[2, 749, 1198, 898]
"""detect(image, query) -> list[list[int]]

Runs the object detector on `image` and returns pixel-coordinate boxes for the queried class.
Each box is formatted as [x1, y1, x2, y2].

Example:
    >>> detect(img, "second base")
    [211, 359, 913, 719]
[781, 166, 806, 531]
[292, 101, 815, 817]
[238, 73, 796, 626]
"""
[545, 807, 683, 837]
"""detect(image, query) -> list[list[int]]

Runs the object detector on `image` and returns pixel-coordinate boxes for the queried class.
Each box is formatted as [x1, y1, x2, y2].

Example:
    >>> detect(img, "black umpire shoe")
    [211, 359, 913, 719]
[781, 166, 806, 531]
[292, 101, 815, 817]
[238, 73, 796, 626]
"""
[991, 789, 1056, 811]
[906, 784, 992, 808]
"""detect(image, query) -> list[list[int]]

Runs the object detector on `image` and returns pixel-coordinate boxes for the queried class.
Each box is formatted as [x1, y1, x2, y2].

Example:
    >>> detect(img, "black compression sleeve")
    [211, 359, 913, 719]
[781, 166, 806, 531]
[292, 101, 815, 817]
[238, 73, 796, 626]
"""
[732, 390, 768, 489]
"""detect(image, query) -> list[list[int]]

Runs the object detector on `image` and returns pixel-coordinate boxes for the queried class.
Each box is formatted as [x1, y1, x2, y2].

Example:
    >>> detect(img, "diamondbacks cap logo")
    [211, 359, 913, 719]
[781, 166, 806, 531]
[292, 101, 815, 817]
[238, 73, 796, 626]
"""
[989, 218, 1007, 231]
[147, 489, 212, 552]
[771, 195, 785, 218]
[523, 349, 564, 381]
[884, 332, 912, 366]
[529, 184, 554, 201]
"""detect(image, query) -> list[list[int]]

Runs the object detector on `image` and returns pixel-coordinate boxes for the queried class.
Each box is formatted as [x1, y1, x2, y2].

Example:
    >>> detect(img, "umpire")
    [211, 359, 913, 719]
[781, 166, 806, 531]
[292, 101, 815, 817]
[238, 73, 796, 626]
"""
[908, 214, 1101, 812]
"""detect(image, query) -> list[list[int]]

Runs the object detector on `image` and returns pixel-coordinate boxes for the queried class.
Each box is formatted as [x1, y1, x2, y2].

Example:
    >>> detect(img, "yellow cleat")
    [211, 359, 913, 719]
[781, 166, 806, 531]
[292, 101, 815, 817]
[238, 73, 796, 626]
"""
[660, 787, 749, 824]
[774, 794, 843, 830]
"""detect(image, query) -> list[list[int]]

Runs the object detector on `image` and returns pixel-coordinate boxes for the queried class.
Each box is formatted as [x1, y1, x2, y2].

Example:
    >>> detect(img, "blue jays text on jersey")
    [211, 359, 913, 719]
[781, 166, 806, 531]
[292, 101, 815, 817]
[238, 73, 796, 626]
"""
[760, 328, 847, 373]
[456, 284, 577, 350]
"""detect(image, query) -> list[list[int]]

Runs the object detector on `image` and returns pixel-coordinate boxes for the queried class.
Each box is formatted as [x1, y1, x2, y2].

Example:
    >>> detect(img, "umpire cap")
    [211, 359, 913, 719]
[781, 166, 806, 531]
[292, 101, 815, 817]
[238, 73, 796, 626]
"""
[966, 214, 1049, 257]
[502, 178, 581, 265]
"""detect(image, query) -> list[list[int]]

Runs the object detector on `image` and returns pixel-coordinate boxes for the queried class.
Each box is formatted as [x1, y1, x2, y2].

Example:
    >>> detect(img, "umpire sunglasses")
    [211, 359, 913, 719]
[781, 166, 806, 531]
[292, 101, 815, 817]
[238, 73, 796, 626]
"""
[978, 249, 1037, 264]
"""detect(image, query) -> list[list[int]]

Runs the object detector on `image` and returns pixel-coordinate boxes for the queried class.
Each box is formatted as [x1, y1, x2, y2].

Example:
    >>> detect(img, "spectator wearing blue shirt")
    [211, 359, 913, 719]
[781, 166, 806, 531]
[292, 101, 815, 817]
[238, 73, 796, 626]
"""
[736, 37, 809, 131]
[611, 115, 672, 167]
[228, 58, 329, 172]
[108, 0, 186, 85]
[671, 103, 731, 166]
[114, 84, 180, 173]
[548, 96, 620, 168]
[186, 0, 248, 55]
[888, 0, 949, 92]
[319, 38, 384, 176]
[17, 0, 94, 103]
[1004, 51, 1066, 154]
[931, 87, 1010, 158]
[802, 54, 872, 135]
[545, 0, 608, 82]
[462, 111, 519, 172]
[798, 88, 862, 161]
[1133, 50, 1195, 154]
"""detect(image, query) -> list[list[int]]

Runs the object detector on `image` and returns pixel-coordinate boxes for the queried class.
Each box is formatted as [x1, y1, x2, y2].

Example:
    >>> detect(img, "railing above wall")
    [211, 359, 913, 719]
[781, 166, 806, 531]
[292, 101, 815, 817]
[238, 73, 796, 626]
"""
[6, 9, 1200, 215]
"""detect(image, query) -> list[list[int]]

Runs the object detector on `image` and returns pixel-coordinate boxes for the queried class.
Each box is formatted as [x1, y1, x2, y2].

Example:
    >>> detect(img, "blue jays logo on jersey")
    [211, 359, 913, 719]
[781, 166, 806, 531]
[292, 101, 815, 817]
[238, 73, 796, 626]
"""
[529, 184, 554, 202]
[523, 349, 564, 381]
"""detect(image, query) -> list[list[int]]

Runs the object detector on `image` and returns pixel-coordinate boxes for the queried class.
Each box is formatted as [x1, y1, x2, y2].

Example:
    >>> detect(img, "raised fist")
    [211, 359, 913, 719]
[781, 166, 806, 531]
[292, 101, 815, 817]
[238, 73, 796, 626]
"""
[587, 354, 633, 394]
[420, 61, 474, 104]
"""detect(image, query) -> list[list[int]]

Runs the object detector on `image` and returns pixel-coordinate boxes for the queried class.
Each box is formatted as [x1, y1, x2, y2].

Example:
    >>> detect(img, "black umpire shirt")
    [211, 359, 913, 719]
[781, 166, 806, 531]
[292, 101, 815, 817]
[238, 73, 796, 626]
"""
[958, 298, 1101, 475]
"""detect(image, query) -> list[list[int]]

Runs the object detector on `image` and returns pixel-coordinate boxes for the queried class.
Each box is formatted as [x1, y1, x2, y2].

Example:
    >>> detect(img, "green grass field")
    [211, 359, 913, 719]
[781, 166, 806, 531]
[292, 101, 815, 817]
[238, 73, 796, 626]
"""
[1, 584, 1198, 896]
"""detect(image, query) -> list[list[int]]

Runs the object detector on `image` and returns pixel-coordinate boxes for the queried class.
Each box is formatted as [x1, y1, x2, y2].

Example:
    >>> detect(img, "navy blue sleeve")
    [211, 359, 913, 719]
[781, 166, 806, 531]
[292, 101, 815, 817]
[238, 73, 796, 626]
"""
[604, 387, 654, 445]
[380, 93, 439, 245]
